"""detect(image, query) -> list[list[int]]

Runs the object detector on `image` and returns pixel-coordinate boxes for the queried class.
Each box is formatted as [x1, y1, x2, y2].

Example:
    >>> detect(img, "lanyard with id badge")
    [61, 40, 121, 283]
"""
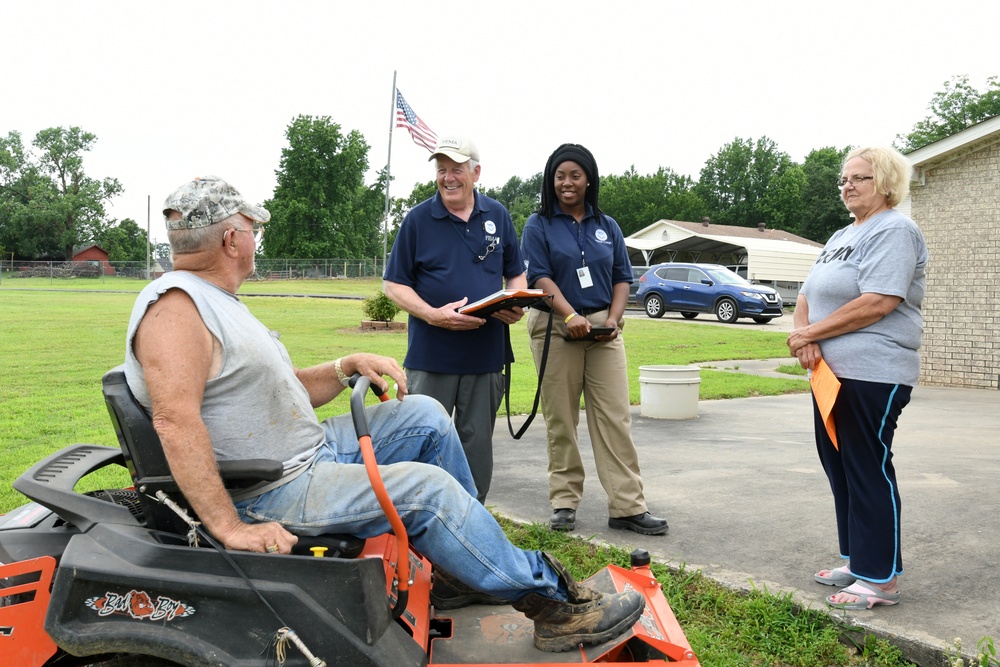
[563, 217, 592, 289]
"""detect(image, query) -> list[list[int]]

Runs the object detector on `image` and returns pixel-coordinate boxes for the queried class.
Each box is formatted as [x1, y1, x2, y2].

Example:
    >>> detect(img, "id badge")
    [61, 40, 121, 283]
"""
[577, 265, 594, 289]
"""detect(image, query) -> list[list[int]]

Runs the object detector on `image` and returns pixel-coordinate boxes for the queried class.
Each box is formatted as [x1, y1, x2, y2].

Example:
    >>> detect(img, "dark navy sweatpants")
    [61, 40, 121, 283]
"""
[812, 377, 911, 583]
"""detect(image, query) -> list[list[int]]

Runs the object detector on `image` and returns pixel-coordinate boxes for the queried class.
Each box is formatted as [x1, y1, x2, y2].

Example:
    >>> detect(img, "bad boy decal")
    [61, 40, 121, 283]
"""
[85, 589, 195, 622]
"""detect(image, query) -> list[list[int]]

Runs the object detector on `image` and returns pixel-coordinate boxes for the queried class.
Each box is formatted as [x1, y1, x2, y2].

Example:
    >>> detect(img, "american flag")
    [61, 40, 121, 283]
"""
[395, 91, 438, 152]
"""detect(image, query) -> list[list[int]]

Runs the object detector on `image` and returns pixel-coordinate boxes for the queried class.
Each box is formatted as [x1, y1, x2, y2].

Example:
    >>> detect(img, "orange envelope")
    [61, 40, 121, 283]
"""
[810, 359, 841, 450]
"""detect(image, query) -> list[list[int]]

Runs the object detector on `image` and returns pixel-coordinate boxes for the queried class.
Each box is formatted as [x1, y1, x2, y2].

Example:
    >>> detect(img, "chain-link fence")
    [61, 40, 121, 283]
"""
[0, 258, 387, 285]
[250, 258, 385, 280]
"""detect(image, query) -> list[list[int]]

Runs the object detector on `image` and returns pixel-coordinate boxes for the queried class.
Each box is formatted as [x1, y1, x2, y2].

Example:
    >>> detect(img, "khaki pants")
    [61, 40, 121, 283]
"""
[526, 308, 647, 517]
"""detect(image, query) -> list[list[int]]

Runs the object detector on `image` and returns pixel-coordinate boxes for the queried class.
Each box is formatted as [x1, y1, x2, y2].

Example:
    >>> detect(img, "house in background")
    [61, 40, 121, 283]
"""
[153, 256, 173, 279]
[625, 219, 823, 305]
[904, 114, 1000, 389]
[71, 244, 114, 276]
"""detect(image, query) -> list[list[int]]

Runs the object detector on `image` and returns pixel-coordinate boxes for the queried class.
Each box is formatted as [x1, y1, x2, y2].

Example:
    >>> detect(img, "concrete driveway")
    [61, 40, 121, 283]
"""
[489, 362, 998, 666]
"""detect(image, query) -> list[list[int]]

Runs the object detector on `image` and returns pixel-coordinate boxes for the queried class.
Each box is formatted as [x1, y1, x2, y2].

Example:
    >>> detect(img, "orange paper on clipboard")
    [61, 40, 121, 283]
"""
[810, 359, 841, 450]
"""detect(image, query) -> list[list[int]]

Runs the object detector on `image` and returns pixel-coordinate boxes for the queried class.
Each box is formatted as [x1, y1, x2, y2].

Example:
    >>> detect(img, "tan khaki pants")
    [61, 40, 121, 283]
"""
[526, 308, 647, 517]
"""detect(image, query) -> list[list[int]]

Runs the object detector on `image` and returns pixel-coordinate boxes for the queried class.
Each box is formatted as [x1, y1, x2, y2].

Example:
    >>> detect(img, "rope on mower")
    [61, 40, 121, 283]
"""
[153, 490, 327, 667]
[153, 491, 201, 547]
[275, 628, 326, 667]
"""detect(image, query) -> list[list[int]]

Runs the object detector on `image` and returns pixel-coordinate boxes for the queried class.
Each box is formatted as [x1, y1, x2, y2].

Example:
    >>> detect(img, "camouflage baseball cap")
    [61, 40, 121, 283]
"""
[163, 175, 271, 230]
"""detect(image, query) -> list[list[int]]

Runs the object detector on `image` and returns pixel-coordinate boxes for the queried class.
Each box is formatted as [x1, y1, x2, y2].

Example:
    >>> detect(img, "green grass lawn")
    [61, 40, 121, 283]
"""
[0, 284, 806, 462]
[0, 284, 924, 667]
[1, 285, 806, 519]
[0, 273, 381, 296]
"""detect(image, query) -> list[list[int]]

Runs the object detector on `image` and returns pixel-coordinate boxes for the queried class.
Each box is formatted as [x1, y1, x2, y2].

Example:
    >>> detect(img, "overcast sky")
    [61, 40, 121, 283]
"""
[5, 0, 998, 244]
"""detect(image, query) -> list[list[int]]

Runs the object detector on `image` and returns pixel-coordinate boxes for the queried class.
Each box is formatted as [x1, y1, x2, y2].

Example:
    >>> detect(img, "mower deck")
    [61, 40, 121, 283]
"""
[363, 535, 700, 666]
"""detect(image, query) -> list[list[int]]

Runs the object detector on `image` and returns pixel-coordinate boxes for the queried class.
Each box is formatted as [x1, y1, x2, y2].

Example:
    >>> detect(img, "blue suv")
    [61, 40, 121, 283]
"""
[636, 263, 783, 324]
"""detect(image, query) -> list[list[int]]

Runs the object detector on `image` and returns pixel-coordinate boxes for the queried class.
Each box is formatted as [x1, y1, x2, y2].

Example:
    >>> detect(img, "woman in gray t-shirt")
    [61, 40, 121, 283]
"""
[787, 146, 928, 611]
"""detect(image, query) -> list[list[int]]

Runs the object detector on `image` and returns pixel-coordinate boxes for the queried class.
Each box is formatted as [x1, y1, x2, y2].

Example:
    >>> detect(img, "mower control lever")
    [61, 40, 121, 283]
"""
[348, 373, 409, 619]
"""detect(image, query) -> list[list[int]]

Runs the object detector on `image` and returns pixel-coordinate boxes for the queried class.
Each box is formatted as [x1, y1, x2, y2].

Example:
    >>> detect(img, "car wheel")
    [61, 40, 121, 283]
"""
[752, 316, 772, 324]
[715, 298, 738, 324]
[680, 312, 698, 319]
[644, 294, 665, 318]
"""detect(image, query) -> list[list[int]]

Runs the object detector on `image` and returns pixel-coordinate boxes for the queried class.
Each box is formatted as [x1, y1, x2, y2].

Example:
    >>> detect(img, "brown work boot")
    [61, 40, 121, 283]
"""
[512, 553, 645, 652]
[430, 568, 509, 610]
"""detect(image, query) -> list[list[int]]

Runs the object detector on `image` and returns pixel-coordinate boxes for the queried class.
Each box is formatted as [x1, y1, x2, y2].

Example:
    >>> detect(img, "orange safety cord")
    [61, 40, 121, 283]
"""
[350, 375, 410, 619]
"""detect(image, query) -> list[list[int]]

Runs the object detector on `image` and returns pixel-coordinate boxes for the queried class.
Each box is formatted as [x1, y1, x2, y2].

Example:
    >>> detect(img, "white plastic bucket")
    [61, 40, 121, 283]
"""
[638, 365, 701, 419]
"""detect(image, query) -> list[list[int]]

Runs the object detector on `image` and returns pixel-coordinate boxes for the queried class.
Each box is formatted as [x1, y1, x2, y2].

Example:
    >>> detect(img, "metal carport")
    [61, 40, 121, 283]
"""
[625, 220, 822, 304]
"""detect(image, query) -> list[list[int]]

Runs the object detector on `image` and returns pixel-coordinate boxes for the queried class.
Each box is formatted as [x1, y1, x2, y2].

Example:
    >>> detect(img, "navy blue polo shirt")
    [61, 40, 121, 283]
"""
[521, 204, 633, 310]
[384, 191, 523, 374]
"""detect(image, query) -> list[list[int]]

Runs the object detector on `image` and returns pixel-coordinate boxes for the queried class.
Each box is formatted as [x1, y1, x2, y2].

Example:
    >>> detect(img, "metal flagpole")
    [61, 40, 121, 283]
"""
[381, 70, 397, 274]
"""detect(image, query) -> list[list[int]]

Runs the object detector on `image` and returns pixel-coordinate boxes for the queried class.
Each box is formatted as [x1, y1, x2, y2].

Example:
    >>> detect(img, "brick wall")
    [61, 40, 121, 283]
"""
[911, 142, 1000, 389]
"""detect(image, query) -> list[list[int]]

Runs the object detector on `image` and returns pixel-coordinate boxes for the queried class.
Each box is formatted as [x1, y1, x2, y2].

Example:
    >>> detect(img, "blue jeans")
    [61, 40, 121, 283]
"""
[235, 394, 565, 601]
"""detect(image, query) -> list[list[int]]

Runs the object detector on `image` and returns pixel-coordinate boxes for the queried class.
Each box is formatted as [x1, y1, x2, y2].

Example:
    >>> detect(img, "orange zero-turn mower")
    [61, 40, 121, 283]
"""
[0, 368, 699, 666]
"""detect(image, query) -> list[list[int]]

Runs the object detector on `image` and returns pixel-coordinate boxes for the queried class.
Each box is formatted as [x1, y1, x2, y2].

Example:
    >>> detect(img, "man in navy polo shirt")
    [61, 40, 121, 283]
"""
[384, 136, 527, 504]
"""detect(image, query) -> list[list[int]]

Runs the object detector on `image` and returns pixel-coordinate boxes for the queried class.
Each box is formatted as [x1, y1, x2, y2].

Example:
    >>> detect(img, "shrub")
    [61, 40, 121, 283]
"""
[362, 290, 400, 322]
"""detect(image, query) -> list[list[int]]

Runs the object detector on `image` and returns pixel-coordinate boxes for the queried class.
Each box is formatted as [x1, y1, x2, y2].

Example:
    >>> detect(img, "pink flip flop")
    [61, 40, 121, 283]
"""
[826, 580, 900, 610]
[814, 565, 855, 587]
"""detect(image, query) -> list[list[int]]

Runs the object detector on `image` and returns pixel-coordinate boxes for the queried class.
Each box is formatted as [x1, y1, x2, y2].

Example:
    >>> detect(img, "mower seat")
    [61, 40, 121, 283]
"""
[101, 366, 365, 558]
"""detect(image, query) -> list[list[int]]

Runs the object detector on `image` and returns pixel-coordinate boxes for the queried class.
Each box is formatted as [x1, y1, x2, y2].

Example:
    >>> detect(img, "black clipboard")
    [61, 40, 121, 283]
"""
[563, 326, 615, 341]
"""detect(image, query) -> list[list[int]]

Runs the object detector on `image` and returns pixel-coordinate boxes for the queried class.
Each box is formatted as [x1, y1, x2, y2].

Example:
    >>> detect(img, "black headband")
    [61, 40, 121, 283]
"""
[548, 144, 597, 182]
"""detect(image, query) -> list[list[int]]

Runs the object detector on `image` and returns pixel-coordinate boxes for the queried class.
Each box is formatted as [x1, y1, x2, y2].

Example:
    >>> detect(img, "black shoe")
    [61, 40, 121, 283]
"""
[608, 512, 668, 536]
[430, 569, 508, 610]
[549, 508, 576, 531]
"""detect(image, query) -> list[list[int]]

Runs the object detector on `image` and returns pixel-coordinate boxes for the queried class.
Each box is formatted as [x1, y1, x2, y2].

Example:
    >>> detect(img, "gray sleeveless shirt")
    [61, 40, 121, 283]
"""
[124, 271, 325, 472]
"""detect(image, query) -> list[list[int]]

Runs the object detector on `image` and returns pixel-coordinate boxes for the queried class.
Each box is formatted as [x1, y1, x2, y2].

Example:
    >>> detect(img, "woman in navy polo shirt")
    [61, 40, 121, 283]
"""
[520, 144, 668, 536]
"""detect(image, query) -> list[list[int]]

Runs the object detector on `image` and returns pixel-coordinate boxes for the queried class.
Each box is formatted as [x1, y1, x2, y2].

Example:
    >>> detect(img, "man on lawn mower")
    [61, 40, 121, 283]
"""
[121, 175, 645, 653]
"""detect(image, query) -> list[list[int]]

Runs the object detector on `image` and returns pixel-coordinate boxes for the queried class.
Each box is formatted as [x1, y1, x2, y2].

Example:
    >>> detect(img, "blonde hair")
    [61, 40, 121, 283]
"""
[843, 146, 912, 208]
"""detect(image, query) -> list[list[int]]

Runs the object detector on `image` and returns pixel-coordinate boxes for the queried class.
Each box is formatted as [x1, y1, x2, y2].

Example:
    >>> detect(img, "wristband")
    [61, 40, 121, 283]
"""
[564, 312, 578, 324]
[334, 358, 351, 387]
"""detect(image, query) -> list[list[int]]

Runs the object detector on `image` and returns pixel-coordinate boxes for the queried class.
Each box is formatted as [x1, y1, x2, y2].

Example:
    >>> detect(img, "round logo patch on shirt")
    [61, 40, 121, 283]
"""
[484, 220, 497, 234]
[595, 229, 608, 242]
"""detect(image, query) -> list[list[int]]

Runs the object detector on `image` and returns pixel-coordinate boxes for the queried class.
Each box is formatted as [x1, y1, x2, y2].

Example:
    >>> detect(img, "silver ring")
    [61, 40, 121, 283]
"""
[266, 544, 279, 553]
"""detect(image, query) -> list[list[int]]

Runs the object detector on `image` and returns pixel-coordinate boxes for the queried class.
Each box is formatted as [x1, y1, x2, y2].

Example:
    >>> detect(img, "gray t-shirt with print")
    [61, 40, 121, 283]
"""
[800, 209, 928, 386]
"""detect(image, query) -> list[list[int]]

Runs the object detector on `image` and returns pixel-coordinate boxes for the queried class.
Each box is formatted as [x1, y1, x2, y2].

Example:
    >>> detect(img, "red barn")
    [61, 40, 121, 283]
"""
[71, 245, 115, 276]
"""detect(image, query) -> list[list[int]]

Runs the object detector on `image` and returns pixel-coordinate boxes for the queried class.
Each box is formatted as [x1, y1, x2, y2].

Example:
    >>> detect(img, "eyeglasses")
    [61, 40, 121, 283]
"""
[231, 222, 264, 245]
[837, 175, 874, 190]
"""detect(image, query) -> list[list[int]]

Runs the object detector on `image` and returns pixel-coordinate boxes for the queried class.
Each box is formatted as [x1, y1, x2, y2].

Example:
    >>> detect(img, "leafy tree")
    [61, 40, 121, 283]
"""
[0, 131, 28, 256]
[480, 167, 706, 238]
[757, 164, 806, 235]
[264, 116, 385, 259]
[0, 131, 55, 259]
[32, 127, 123, 259]
[798, 147, 853, 243]
[599, 166, 705, 235]
[97, 218, 150, 263]
[896, 75, 1000, 152]
[389, 179, 437, 245]
[0, 127, 121, 260]
[695, 136, 796, 229]
[482, 173, 542, 235]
